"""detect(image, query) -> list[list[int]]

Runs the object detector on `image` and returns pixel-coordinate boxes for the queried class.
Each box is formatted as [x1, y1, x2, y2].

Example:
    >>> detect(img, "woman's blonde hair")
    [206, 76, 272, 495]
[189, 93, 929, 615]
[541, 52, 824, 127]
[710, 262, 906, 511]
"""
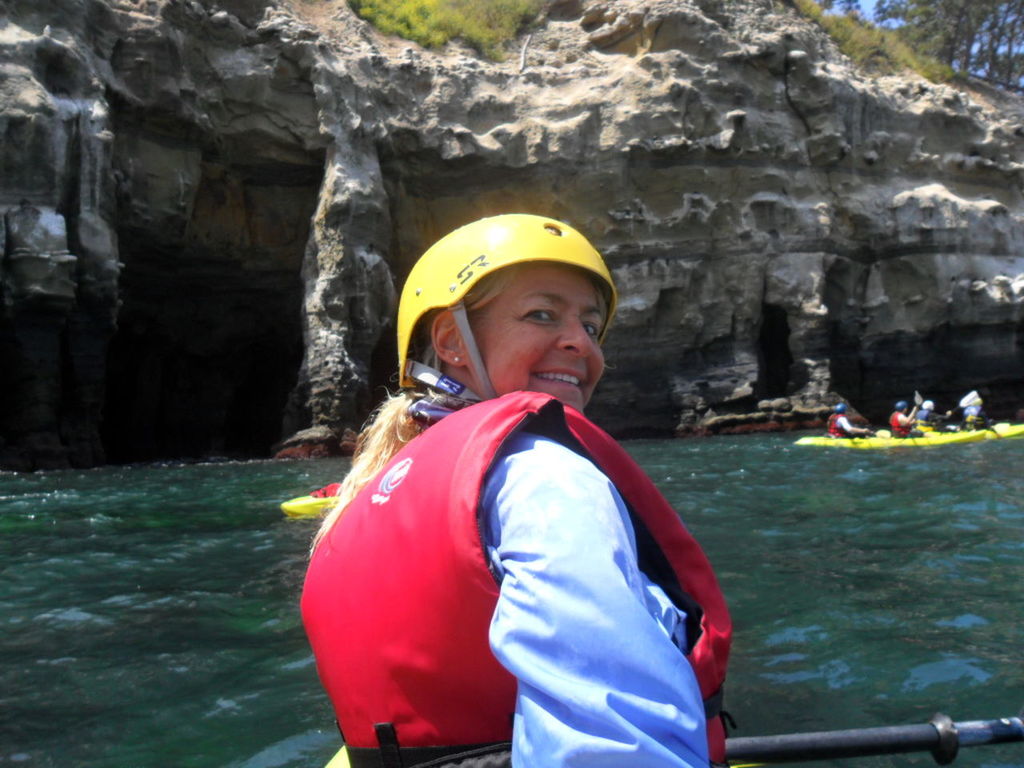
[311, 392, 423, 550]
[310, 263, 609, 551]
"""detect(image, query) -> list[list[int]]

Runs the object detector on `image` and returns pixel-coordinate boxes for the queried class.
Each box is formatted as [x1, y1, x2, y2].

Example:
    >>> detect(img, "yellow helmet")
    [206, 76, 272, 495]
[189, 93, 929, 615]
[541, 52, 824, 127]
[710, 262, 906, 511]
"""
[397, 213, 617, 388]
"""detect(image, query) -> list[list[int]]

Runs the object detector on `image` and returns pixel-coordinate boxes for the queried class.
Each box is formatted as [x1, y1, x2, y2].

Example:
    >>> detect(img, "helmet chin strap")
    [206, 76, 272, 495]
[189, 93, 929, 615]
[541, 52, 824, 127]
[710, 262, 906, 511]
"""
[450, 302, 497, 400]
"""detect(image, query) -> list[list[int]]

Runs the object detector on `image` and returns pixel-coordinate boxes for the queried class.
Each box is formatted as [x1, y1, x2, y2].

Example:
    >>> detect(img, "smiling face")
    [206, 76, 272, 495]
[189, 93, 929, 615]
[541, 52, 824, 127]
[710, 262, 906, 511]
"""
[434, 262, 607, 412]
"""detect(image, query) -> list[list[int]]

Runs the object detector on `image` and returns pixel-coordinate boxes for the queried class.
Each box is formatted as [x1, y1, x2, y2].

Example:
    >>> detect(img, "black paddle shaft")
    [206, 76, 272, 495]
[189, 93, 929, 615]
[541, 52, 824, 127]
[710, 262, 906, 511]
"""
[725, 713, 1024, 765]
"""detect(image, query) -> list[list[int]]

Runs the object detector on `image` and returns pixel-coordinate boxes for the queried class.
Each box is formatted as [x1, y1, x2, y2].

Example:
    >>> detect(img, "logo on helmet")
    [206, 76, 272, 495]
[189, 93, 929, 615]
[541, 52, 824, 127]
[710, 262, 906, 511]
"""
[371, 457, 413, 505]
[455, 254, 491, 289]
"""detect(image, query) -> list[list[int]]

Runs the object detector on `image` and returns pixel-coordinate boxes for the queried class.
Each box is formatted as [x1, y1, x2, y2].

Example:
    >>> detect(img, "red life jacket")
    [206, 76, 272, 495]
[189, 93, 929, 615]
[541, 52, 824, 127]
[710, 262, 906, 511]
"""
[889, 411, 911, 436]
[301, 392, 732, 763]
[310, 482, 341, 498]
[827, 413, 846, 437]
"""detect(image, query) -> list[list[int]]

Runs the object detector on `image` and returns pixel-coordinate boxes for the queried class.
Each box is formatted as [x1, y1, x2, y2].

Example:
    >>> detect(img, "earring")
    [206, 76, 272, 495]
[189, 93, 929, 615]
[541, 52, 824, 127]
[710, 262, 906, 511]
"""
[453, 355, 461, 362]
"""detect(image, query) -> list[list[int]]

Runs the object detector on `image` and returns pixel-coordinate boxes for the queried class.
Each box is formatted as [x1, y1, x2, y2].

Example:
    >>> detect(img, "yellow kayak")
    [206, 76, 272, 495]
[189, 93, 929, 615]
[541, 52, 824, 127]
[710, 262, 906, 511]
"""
[796, 428, 987, 449]
[325, 746, 350, 768]
[986, 422, 1024, 439]
[280, 495, 338, 518]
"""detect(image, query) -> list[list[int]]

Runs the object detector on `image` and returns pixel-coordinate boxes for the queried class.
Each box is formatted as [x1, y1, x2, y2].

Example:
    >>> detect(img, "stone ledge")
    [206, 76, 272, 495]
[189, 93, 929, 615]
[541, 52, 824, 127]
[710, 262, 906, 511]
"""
[272, 426, 358, 459]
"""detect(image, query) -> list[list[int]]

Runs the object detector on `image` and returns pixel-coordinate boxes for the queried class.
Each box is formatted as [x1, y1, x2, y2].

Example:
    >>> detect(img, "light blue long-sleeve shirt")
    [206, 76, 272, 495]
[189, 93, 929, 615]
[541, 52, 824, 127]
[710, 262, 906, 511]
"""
[481, 431, 709, 767]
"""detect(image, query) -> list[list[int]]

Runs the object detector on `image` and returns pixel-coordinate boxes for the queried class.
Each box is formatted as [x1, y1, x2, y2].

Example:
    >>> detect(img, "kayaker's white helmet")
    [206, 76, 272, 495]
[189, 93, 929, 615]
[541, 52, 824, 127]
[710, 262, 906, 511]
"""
[922, 400, 935, 410]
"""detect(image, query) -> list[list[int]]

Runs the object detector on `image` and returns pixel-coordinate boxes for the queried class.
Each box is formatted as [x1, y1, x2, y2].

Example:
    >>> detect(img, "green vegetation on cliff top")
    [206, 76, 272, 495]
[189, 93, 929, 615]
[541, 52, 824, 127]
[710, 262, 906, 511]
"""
[346, 0, 542, 59]
[792, 0, 953, 83]
[338, 0, 956, 85]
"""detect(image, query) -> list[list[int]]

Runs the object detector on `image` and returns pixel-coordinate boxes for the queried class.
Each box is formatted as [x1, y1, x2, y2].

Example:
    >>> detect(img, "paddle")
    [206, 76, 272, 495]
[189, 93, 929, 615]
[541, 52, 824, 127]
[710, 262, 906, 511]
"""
[909, 390, 923, 423]
[323, 710, 1024, 768]
[959, 390, 980, 409]
[726, 710, 1024, 765]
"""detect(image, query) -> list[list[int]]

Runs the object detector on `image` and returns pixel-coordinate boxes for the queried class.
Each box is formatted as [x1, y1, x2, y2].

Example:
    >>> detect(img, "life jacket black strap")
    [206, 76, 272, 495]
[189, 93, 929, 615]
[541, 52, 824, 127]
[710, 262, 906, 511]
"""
[347, 727, 511, 768]
[375, 723, 402, 768]
[704, 685, 725, 720]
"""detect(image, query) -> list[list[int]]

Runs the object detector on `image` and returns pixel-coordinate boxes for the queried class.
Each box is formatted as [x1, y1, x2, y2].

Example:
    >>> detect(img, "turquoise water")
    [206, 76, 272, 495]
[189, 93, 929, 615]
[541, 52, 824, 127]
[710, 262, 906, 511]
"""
[2, 434, 1022, 767]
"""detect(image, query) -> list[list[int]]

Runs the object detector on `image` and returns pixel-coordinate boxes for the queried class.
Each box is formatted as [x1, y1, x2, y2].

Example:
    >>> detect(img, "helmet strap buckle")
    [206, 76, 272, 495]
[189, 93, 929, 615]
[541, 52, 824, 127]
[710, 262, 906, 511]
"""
[405, 361, 483, 404]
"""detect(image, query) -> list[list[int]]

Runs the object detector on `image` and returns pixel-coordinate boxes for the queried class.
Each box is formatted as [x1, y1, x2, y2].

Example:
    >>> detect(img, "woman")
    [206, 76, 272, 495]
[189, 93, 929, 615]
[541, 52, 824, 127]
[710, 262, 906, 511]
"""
[301, 214, 731, 768]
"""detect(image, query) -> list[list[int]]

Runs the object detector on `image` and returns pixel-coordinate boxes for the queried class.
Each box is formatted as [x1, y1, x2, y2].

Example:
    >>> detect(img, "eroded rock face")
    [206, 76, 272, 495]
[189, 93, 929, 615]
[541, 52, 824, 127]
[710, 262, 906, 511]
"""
[1, 0, 1023, 468]
[348, 0, 1024, 435]
[1, 0, 330, 468]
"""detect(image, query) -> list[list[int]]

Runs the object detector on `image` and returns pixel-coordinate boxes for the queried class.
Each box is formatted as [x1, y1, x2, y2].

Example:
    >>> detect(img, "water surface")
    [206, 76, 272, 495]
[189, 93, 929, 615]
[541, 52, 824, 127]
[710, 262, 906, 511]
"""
[2, 434, 1022, 767]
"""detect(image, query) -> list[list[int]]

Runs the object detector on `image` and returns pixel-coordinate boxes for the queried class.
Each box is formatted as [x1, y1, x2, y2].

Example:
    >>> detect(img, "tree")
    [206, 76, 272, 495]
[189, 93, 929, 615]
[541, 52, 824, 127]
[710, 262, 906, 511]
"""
[874, 0, 1024, 88]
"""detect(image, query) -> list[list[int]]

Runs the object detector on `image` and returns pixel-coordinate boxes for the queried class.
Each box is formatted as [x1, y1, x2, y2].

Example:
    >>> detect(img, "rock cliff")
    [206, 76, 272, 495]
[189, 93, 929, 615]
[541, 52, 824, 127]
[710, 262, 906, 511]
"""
[2, 0, 1023, 469]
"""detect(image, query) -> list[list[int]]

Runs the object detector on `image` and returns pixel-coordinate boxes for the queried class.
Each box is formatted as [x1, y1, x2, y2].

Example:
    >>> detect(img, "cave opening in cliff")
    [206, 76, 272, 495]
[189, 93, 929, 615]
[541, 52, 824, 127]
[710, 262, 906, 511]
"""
[101, 257, 307, 464]
[757, 303, 793, 398]
[101, 144, 323, 464]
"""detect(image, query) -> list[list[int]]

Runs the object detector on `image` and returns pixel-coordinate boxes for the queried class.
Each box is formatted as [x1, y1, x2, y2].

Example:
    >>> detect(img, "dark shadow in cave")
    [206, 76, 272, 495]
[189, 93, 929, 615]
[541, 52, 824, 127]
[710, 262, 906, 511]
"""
[102, 149, 322, 463]
[101, 257, 306, 463]
[757, 303, 793, 398]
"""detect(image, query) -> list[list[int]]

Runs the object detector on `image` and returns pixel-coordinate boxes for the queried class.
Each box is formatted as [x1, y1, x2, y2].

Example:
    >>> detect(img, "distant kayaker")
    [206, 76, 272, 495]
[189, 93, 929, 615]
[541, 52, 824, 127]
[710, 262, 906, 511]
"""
[915, 399, 953, 431]
[961, 396, 991, 431]
[826, 403, 872, 438]
[889, 400, 923, 438]
[308, 482, 340, 498]
[301, 214, 731, 768]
